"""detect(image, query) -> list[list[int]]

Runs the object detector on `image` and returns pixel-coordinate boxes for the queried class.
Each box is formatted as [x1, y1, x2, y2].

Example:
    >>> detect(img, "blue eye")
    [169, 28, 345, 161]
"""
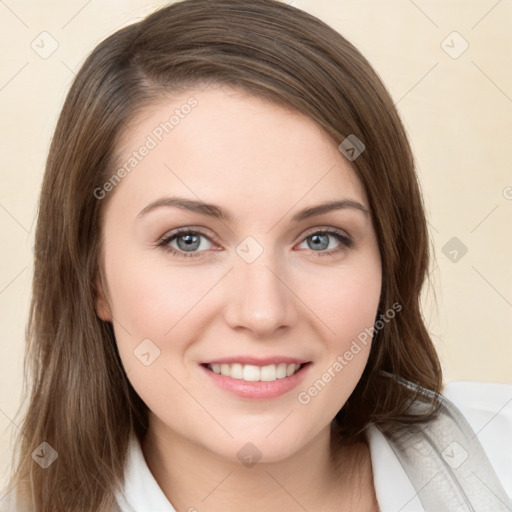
[157, 228, 353, 259]
[298, 230, 353, 256]
[158, 229, 214, 258]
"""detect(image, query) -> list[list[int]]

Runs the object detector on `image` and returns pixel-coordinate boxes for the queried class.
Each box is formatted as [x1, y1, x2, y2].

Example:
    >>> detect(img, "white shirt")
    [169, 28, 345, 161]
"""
[115, 381, 512, 512]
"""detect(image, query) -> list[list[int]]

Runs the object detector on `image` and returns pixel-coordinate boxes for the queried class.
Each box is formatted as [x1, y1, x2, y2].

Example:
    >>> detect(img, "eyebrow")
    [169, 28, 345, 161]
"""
[137, 196, 369, 223]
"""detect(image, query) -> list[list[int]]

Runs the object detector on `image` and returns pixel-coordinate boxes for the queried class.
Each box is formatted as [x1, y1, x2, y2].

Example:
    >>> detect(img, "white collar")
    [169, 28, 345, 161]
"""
[115, 425, 425, 512]
[366, 423, 425, 511]
[115, 435, 176, 512]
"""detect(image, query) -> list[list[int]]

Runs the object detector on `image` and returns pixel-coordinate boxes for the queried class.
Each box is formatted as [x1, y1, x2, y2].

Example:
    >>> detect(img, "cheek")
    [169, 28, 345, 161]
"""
[104, 249, 228, 390]
[104, 256, 209, 422]
[296, 255, 382, 346]
[105, 250, 216, 338]
[314, 278, 380, 336]
[293, 257, 381, 417]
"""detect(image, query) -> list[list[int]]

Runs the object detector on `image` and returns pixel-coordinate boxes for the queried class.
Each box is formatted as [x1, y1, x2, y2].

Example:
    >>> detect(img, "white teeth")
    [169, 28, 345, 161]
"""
[242, 364, 260, 381]
[276, 363, 287, 379]
[230, 363, 243, 380]
[260, 364, 276, 381]
[208, 362, 302, 382]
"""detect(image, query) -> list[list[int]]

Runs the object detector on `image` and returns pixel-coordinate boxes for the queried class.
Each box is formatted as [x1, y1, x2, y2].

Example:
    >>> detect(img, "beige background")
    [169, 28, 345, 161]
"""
[1, 0, 511, 485]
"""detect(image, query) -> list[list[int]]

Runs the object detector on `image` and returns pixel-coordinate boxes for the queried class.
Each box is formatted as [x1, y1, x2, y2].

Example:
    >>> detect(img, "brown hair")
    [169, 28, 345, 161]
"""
[5, 0, 442, 510]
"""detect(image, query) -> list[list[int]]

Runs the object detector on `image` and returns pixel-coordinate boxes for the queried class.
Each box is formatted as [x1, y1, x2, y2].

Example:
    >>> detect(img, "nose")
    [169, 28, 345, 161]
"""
[222, 248, 298, 338]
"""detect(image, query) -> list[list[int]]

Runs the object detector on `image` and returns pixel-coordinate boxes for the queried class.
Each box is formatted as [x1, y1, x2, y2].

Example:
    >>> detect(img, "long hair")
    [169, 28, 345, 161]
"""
[5, 0, 442, 510]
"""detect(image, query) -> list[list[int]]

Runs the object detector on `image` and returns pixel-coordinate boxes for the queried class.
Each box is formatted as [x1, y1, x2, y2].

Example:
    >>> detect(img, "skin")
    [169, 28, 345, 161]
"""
[96, 84, 381, 511]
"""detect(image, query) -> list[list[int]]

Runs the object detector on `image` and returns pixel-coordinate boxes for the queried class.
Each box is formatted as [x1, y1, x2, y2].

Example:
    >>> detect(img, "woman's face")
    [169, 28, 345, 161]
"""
[97, 85, 382, 462]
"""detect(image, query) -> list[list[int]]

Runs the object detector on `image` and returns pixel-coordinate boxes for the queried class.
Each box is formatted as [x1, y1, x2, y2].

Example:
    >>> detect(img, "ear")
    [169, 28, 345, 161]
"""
[94, 274, 112, 322]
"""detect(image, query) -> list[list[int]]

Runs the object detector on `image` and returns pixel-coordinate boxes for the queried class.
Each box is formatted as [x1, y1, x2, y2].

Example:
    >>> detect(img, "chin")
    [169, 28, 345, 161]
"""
[198, 424, 317, 466]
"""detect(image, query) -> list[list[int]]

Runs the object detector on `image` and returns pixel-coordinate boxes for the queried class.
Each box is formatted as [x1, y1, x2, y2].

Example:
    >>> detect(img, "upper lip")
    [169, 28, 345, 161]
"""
[202, 356, 310, 366]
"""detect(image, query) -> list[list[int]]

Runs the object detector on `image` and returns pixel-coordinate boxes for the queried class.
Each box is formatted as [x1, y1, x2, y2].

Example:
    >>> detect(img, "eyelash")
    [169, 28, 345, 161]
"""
[157, 227, 354, 259]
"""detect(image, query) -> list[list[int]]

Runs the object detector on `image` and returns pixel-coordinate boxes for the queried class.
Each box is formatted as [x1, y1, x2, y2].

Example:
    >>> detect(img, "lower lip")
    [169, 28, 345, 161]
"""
[200, 363, 311, 399]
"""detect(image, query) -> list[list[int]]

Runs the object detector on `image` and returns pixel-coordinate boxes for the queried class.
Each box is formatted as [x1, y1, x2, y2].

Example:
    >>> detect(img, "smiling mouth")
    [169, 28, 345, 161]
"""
[203, 362, 310, 382]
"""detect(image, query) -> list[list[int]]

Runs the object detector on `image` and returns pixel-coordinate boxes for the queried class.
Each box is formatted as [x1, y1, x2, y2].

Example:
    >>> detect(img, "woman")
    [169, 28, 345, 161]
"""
[2, 0, 511, 510]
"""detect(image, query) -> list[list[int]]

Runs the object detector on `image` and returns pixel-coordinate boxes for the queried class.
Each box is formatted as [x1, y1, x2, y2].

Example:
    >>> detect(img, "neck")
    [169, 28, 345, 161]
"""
[141, 415, 376, 512]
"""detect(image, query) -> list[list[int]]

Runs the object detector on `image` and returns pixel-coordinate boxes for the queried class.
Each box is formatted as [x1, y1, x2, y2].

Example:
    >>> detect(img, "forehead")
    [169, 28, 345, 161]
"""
[106, 85, 367, 218]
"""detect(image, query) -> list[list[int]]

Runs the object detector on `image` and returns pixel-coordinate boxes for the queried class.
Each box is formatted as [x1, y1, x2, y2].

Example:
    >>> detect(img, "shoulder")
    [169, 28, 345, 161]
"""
[367, 379, 512, 511]
[441, 380, 512, 498]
